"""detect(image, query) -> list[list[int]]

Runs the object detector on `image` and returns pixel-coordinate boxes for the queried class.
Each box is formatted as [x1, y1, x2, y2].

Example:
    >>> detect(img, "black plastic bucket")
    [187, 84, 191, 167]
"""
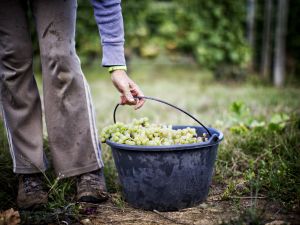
[106, 96, 223, 211]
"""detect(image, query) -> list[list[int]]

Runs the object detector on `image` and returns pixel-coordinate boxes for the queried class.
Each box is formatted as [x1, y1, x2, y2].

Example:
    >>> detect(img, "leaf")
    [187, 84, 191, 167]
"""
[270, 114, 283, 124]
[230, 101, 246, 116]
[268, 113, 290, 131]
[249, 120, 266, 131]
[270, 113, 290, 124]
[230, 124, 248, 134]
[268, 123, 282, 131]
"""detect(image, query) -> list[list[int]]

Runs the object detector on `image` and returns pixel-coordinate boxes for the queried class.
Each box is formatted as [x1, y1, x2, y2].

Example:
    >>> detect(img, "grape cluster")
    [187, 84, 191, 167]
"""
[100, 117, 208, 146]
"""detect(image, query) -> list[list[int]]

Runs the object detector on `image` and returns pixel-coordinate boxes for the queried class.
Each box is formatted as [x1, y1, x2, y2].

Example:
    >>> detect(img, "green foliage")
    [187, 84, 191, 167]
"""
[111, 193, 126, 209]
[76, 0, 252, 69]
[230, 101, 249, 117]
[268, 113, 290, 131]
[216, 102, 300, 208]
[45, 176, 76, 210]
[121, 0, 250, 70]
[23, 0, 300, 77]
[76, 0, 101, 66]
[217, 101, 291, 134]
[102, 146, 120, 193]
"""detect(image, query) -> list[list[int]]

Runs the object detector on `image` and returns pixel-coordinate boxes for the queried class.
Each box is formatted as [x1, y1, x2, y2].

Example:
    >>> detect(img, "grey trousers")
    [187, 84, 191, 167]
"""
[0, 0, 104, 177]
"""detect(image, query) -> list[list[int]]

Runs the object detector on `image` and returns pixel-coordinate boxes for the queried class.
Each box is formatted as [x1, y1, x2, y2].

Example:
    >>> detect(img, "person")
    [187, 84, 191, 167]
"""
[0, 0, 145, 209]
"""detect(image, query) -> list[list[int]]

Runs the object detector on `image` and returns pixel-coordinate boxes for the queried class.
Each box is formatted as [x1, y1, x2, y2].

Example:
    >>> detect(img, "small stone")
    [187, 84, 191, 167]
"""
[81, 218, 93, 225]
[198, 219, 211, 225]
[199, 203, 208, 209]
[207, 208, 221, 213]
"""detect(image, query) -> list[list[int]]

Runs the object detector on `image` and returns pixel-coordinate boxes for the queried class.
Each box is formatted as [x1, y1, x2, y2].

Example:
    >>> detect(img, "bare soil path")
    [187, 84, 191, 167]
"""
[80, 185, 300, 225]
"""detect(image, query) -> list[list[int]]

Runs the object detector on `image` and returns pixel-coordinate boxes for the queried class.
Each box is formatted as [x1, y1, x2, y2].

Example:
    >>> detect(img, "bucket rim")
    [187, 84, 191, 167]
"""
[104, 126, 223, 152]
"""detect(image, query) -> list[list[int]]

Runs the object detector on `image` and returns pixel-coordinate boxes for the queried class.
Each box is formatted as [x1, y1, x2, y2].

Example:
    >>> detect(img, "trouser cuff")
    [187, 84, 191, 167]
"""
[14, 166, 47, 174]
[55, 162, 103, 178]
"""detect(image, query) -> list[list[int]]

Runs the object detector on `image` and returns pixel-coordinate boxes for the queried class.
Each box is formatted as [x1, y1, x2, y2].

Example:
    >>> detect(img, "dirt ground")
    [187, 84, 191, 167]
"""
[80, 185, 300, 225]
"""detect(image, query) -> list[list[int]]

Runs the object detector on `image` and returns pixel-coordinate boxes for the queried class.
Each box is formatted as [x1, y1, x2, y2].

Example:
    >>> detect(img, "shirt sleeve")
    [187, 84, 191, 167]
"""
[90, 0, 126, 67]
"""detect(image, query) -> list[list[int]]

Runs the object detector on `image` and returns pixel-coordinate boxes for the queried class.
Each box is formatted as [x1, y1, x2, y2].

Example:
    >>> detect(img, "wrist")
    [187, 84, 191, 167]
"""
[110, 69, 127, 77]
[108, 65, 127, 73]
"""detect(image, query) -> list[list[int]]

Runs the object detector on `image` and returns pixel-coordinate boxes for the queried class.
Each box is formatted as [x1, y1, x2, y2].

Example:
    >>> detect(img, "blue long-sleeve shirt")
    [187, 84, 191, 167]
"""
[90, 0, 126, 67]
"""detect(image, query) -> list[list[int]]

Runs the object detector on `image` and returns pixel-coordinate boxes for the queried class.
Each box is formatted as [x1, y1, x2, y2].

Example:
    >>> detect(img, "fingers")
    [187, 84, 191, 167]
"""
[120, 94, 136, 105]
[123, 87, 136, 105]
[111, 70, 145, 109]
[120, 86, 145, 109]
[133, 94, 145, 110]
[129, 82, 145, 110]
[120, 95, 127, 105]
[134, 99, 145, 110]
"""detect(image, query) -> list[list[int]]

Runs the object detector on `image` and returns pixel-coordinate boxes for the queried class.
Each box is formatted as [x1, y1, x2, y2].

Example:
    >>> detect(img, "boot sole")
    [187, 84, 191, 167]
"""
[78, 194, 109, 203]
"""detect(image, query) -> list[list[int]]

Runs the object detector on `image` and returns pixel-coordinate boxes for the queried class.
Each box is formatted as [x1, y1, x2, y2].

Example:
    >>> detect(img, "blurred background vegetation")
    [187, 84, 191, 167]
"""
[30, 0, 300, 86]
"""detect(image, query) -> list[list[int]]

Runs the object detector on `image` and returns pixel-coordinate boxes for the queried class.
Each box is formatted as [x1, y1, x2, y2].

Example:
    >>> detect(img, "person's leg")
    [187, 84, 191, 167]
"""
[32, 0, 104, 178]
[0, 0, 46, 174]
[0, 0, 48, 209]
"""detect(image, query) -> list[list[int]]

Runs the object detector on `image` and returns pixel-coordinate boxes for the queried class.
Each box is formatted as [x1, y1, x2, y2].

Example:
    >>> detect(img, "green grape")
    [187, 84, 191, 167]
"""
[100, 117, 209, 146]
[124, 140, 135, 145]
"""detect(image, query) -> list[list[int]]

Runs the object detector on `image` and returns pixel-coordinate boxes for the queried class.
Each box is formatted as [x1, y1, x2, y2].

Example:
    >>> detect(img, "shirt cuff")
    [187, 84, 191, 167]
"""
[102, 44, 126, 67]
[108, 65, 127, 73]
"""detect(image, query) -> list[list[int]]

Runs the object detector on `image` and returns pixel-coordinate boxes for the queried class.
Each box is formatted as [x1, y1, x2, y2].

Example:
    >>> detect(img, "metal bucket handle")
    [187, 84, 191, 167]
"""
[113, 96, 214, 138]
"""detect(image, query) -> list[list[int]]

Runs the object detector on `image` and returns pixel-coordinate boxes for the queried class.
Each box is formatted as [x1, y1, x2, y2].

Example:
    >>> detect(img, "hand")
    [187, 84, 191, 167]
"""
[111, 70, 145, 110]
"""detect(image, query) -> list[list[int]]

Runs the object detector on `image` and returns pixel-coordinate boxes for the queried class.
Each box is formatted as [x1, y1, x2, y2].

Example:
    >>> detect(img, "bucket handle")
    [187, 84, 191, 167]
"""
[113, 96, 213, 138]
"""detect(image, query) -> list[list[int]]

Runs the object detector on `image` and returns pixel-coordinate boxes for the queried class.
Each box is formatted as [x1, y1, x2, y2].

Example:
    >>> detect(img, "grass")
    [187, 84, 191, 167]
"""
[0, 124, 17, 210]
[217, 116, 300, 206]
[1, 61, 300, 223]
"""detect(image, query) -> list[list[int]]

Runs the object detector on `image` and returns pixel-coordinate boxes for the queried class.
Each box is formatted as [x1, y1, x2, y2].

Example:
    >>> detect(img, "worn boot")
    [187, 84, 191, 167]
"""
[76, 169, 109, 203]
[17, 173, 48, 209]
